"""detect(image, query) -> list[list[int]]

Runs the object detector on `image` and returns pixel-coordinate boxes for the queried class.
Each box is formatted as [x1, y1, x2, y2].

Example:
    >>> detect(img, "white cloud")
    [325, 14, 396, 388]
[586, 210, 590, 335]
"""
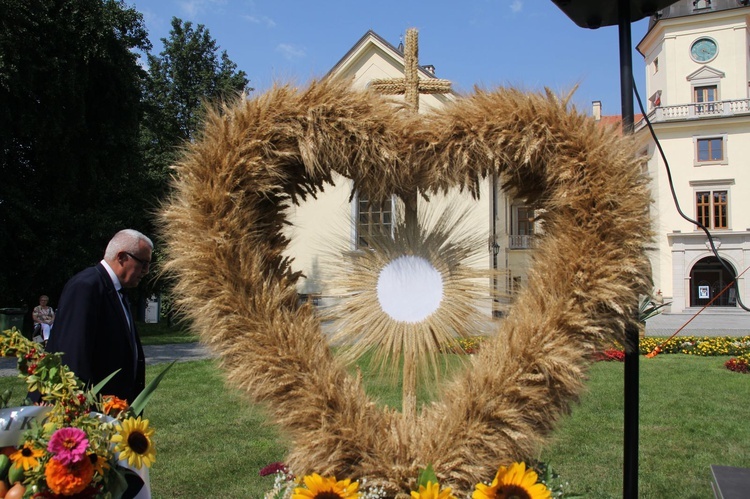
[276, 43, 306, 61]
[177, 0, 227, 18]
[509, 0, 523, 13]
[243, 14, 277, 28]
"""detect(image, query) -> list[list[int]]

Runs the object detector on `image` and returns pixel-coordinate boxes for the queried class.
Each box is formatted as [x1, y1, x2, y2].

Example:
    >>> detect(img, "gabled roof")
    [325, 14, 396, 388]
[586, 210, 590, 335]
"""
[326, 29, 452, 86]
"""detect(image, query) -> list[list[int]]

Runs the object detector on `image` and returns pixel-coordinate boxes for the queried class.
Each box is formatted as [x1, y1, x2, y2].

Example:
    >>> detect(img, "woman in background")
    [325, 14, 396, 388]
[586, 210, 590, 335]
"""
[32, 295, 55, 345]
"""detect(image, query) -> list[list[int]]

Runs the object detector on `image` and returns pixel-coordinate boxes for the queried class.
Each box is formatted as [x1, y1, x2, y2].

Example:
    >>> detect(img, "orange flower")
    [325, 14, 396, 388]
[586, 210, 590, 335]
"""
[102, 395, 129, 416]
[45, 456, 94, 495]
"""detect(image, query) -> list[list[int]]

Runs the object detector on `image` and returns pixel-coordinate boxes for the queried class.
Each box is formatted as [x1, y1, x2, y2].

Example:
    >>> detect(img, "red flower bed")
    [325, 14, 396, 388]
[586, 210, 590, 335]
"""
[594, 349, 625, 362]
[724, 358, 749, 374]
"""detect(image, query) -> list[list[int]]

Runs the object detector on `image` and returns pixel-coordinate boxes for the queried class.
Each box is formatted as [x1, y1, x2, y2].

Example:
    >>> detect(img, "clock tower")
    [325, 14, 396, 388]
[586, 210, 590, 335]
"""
[636, 0, 750, 313]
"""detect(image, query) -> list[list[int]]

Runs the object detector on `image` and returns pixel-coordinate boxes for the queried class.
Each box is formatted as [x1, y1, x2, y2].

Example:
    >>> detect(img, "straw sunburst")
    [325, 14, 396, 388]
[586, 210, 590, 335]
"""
[326, 203, 496, 389]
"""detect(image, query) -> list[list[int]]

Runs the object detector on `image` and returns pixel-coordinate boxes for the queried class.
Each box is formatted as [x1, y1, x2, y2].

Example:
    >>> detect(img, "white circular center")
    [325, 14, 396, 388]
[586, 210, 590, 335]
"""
[376, 255, 443, 323]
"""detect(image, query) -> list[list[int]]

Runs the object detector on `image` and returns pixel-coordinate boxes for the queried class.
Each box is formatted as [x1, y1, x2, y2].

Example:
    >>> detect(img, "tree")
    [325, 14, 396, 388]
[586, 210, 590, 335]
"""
[138, 18, 250, 322]
[0, 0, 151, 308]
[140, 18, 250, 198]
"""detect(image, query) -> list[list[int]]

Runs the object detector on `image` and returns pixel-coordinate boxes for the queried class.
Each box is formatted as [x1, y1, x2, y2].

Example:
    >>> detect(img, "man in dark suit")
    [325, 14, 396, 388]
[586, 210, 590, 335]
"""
[47, 229, 152, 403]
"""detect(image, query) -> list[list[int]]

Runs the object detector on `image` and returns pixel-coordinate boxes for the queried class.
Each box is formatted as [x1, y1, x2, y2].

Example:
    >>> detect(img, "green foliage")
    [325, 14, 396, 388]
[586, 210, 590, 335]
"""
[0, 4, 252, 312]
[138, 17, 251, 304]
[140, 17, 250, 201]
[638, 294, 670, 322]
[416, 464, 438, 488]
[129, 360, 174, 416]
[0, 0, 151, 305]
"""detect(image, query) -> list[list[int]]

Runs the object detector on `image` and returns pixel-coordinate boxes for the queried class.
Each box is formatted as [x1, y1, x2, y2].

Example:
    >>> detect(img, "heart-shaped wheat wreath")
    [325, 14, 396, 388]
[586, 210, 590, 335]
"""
[160, 78, 652, 497]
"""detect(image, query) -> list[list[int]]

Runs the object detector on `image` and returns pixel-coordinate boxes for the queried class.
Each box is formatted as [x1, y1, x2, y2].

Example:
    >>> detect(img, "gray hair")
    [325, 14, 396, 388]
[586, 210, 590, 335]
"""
[103, 229, 153, 260]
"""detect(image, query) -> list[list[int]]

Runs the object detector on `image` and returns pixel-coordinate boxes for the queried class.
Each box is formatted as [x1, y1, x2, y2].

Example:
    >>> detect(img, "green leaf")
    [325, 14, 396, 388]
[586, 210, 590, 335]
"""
[417, 463, 438, 488]
[129, 361, 175, 416]
[638, 294, 672, 322]
[108, 465, 130, 499]
[91, 369, 122, 396]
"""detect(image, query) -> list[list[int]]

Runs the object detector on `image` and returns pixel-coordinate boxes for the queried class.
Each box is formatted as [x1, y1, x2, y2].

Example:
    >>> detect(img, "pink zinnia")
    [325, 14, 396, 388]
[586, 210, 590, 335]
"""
[47, 427, 89, 465]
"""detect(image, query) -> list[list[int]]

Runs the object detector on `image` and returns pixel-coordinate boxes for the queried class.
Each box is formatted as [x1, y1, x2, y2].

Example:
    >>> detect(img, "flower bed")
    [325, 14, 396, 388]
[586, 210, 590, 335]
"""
[444, 335, 750, 374]
[638, 335, 750, 357]
[724, 354, 750, 374]
[594, 349, 626, 362]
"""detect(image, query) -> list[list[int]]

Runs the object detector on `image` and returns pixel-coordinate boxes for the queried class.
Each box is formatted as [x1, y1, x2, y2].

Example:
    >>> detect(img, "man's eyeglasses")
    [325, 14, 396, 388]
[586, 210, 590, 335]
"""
[124, 252, 150, 270]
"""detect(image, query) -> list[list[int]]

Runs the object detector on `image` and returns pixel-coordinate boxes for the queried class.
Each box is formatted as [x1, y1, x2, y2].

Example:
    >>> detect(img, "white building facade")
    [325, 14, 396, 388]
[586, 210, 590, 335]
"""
[636, 0, 750, 313]
[285, 30, 493, 308]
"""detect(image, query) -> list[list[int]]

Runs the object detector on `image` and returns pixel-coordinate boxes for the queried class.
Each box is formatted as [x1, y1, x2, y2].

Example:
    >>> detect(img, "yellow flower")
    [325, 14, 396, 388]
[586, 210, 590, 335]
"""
[88, 452, 110, 476]
[10, 441, 45, 470]
[292, 473, 360, 499]
[411, 480, 457, 499]
[111, 417, 155, 468]
[472, 462, 551, 499]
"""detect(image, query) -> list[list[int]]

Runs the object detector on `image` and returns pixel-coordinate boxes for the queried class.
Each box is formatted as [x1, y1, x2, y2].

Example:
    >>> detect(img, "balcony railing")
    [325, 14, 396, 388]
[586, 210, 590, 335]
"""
[636, 98, 750, 128]
[509, 235, 535, 249]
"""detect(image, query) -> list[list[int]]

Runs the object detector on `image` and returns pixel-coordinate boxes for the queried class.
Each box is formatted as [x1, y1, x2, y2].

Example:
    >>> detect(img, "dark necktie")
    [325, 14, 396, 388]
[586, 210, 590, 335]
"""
[118, 289, 134, 331]
[118, 289, 138, 367]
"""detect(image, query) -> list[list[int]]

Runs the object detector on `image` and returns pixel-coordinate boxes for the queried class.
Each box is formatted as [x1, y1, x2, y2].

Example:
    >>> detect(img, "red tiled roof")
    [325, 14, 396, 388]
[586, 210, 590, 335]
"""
[597, 114, 644, 134]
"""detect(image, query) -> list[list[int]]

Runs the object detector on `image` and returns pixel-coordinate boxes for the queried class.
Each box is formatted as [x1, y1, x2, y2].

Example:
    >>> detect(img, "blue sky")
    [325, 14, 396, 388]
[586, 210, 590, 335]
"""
[130, 0, 651, 116]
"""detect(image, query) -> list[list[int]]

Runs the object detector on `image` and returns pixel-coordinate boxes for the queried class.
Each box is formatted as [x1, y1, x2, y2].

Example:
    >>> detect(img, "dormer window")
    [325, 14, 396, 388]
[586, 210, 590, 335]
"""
[693, 0, 712, 10]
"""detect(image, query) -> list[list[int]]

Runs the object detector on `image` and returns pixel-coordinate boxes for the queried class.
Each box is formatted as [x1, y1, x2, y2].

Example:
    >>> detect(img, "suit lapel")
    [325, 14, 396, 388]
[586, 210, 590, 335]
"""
[96, 264, 136, 355]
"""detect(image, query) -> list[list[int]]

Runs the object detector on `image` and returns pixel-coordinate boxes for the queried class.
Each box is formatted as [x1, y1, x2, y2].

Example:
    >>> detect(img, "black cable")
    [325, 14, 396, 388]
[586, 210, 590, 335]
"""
[632, 77, 749, 312]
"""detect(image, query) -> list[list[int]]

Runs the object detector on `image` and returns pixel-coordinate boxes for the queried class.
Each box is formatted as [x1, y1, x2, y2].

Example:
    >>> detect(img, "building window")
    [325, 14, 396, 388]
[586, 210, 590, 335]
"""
[694, 85, 717, 114]
[692, 0, 711, 10]
[696, 137, 723, 162]
[653, 57, 659, 73]
[509, 205, 535, 249]
[695, 190, 728, 229]
[512, 276, 522, 295]
[356, 195, 393, 248]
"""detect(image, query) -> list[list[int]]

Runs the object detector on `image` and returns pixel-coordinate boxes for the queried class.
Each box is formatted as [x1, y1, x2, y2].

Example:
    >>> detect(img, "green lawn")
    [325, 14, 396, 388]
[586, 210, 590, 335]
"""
[0, 354, 747, 498]
[137, 321, 198, 345]
[539, 354, 750, 498]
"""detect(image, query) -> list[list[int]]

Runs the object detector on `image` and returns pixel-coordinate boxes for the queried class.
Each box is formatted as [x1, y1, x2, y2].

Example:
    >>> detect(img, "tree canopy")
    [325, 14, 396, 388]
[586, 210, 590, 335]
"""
[0, 3, 250, 316]
[140, 18, 250, 203]
[0, 0, 151, 306]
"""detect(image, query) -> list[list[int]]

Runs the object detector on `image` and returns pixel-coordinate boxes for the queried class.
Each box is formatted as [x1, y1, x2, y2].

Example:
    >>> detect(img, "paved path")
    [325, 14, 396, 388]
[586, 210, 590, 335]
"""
[645, 308, 750, 337]
[0, 343, 214, 378]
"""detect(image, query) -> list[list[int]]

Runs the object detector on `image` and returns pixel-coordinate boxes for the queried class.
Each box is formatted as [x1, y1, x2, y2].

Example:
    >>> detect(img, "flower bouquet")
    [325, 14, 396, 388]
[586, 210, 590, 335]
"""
[262, 461, 572, 499]
[0, 327, 171, 498]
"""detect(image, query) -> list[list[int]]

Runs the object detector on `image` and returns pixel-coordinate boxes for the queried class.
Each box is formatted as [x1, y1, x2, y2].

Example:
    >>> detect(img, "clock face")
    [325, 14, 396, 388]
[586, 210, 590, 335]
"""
[691, 38, 718, 62]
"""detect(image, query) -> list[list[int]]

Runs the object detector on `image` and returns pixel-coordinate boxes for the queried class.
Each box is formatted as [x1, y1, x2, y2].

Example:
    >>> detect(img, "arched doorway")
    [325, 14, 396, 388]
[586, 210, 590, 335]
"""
[690, 256, 737, 307]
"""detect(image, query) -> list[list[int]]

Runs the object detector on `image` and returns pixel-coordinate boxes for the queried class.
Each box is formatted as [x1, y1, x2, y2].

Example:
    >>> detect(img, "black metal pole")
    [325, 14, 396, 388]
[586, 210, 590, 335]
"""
[618, 1, 638, 497]
[619, 0, 635, 134]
